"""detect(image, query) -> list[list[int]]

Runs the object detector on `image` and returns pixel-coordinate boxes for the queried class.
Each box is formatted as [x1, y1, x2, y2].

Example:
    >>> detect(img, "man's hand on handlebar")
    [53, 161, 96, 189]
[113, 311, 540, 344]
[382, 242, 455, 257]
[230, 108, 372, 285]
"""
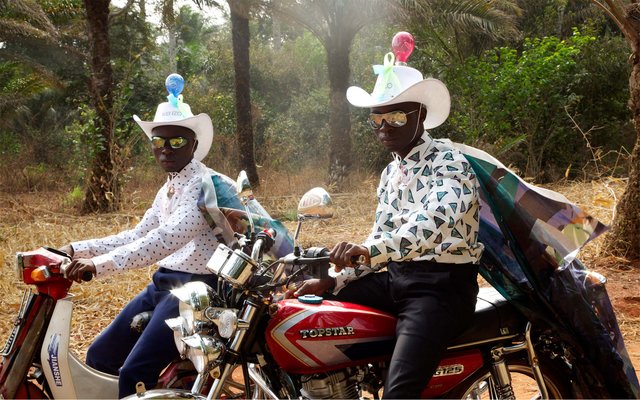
[284, 278, 335, 299]
[66, 259, 96, 283]
[329, 241, 370, 272]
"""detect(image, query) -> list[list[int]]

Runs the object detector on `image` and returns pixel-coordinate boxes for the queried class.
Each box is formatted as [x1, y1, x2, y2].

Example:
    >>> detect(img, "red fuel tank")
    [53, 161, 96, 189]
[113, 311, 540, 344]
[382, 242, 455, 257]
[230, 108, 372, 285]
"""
[265, 298, 396, 374]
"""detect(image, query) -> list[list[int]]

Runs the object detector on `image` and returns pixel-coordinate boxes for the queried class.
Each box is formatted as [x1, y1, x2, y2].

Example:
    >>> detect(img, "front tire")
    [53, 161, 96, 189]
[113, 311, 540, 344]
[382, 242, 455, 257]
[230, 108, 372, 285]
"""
[445, 357, 574, 399]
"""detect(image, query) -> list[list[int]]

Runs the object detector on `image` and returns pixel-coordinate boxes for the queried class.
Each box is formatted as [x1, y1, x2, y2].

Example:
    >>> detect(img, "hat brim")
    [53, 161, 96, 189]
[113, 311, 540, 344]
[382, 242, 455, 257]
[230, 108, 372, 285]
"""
[346, 78, 450, 129]
[133, 113, 213, 161]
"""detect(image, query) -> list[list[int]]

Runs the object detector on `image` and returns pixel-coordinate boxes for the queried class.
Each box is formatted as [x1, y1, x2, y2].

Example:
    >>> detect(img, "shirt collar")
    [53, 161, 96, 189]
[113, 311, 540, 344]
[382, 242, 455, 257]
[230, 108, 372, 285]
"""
[166, 158, 200, 189]
[397, 131, 434, 170]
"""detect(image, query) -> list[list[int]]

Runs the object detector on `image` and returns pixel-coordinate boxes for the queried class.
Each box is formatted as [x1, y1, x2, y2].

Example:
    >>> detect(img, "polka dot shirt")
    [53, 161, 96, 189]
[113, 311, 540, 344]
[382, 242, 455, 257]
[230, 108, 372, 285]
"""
[71, 159, 218, 277]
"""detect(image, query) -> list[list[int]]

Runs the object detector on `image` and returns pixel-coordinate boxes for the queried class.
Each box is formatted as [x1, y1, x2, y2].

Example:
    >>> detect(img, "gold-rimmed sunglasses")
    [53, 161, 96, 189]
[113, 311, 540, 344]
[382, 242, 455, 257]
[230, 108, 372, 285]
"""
[150, 136, 189, 150]
[368, 109, 419, 129]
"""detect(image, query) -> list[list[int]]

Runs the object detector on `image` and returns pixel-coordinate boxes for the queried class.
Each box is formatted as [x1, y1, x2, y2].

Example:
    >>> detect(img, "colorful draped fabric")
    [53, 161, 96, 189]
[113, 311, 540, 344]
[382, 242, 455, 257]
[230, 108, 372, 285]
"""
[197, 169, 293, 259]
[453, 142, 639, 398]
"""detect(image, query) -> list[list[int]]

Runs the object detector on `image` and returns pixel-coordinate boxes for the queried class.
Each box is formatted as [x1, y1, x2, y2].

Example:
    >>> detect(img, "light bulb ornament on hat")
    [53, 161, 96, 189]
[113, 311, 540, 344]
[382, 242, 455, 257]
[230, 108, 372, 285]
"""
[134, 73, 214, 161]
[346, 32, 450, 130]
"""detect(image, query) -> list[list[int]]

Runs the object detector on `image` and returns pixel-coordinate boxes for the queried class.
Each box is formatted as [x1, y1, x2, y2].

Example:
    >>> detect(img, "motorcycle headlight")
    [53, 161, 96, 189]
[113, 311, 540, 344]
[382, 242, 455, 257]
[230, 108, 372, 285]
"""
[178, 301, 198, 335]
[205, 308, 239, 339]
[182, 334, 224, 374]
[171, 281, 216, 334]
[165, 317, 188, 357]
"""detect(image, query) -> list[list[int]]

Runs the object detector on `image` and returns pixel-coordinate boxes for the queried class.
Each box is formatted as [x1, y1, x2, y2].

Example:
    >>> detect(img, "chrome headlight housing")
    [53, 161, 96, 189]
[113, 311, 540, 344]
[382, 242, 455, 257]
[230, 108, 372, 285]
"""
[165, 317, 188, 357]
[182, 334, 224, 374]
[171, 281, 216, 335]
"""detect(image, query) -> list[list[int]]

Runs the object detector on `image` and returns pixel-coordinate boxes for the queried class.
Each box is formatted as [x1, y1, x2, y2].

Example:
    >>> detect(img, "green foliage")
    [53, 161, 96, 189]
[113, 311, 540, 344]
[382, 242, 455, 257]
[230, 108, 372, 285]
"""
[63, 185, 84, 208]
[64, 103, 100, 182]
[445, 29, 627, 180]
[0, 0, 634, 191]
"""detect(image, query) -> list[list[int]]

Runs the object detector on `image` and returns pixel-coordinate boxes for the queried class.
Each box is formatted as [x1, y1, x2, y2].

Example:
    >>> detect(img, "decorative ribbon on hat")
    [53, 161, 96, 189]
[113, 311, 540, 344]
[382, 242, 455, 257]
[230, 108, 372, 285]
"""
[167, 93, 191, 118]
[372, 52, 402, 102]
[165, 74, 192, 118]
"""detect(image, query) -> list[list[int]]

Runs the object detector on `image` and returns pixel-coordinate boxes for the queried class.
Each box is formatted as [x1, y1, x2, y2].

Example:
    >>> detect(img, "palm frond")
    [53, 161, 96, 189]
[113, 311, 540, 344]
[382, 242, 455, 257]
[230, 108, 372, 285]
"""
[0, 0, 58, 37]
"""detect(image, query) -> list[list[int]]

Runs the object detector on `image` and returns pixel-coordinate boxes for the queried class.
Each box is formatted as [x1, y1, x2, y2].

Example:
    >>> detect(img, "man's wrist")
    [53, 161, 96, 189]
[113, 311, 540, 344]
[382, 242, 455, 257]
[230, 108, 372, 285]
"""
[325, 277, 336, 293]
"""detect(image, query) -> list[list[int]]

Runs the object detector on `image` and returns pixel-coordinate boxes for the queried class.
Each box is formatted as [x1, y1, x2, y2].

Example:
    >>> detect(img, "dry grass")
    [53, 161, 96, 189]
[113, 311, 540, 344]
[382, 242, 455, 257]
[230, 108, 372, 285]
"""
[0, 168, 637, 370]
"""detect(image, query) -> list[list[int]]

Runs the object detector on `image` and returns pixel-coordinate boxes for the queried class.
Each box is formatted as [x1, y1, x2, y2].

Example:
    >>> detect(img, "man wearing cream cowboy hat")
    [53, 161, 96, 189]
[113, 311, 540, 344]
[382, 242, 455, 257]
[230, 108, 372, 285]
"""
[291, 35, 484, 398]
[59, 74, 224, 397]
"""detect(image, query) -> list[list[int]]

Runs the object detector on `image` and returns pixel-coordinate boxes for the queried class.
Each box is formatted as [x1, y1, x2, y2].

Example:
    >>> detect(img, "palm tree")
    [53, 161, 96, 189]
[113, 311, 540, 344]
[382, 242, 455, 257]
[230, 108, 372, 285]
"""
[271, 0, 520, 185]
[82, 0, 118, 213]
[0, 0, 64, 120]
[400, 0, 521, 62]
[229, 0, 260, 186]
[191, 0, 260, 186]
[270, 0, 392, 186]
[590, 0, 640, 261]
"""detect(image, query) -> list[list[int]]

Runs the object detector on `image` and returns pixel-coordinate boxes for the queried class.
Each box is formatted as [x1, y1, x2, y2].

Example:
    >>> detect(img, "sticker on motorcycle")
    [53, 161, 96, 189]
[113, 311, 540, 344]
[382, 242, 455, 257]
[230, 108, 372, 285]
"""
[299, 326, 355, 339]
[47, 333, 63, 386]
[433, 364, 464, 377]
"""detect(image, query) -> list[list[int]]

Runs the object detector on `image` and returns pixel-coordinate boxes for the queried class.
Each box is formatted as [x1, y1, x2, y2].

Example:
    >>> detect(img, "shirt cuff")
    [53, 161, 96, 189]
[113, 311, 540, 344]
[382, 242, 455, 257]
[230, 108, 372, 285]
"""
[70, 241, 93, 258]
[332, 273, 349, 294]
[363, 239, 389, 265]
[91, 254, 118, 278]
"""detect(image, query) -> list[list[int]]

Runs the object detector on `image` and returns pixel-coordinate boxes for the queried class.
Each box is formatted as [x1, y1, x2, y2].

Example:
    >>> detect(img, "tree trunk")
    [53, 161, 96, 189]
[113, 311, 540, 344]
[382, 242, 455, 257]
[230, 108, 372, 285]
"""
[82, 0, 119, 213]
[163, 0, 177, 73]
[326, 42, 352, 187]
[230, 0, 259, 187]
[606, 53, 640, 260]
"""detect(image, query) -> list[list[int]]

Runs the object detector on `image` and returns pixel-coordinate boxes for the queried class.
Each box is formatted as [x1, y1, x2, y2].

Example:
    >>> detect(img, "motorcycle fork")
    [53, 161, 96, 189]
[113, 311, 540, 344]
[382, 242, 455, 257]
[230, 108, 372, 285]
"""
[205, 299, 261, 400]
[489, 323, 549, 400]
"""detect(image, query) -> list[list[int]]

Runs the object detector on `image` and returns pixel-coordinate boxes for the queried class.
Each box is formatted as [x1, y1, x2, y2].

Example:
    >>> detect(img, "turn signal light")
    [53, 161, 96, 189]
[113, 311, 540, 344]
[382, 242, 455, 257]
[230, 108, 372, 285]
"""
[30, 266, 50, 282]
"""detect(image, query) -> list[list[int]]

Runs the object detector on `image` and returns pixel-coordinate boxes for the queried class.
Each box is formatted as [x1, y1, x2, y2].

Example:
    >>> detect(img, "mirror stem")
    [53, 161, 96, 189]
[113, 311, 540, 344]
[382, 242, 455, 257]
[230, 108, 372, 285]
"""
[293, 220, 303, 256]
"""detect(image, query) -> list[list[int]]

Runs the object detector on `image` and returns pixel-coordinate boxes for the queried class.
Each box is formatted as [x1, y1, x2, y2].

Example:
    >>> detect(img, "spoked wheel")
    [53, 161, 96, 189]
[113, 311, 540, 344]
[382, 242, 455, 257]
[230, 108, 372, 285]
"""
[446, 358, 573, 399]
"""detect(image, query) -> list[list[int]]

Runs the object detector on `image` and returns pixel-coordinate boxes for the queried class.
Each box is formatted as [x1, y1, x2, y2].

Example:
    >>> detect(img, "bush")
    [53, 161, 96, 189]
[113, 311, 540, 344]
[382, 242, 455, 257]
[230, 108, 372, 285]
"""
[446, 29, 629, 182]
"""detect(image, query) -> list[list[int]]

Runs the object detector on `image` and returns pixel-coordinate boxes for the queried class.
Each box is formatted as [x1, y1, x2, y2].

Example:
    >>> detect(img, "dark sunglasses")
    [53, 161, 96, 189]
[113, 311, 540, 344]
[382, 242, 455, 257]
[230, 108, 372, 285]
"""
[368, 109, 419, 129]
[150, 136, 189, 150]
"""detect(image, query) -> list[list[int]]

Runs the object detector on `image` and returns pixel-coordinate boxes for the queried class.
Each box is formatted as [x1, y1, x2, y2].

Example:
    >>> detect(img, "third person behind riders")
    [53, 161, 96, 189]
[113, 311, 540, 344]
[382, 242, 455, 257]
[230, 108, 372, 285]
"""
[290, 39, 485, 399]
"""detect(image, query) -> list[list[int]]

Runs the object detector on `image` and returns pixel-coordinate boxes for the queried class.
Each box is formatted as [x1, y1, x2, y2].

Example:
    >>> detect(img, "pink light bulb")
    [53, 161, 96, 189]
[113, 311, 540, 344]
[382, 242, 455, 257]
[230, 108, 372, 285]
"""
[392, 32, 415, 64]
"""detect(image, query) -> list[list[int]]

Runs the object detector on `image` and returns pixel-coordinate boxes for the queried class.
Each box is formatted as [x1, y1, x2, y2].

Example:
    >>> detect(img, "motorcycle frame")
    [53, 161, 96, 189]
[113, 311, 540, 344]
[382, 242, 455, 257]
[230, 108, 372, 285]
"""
[39, 297, 119, 399]
[0, 289, 119, 399]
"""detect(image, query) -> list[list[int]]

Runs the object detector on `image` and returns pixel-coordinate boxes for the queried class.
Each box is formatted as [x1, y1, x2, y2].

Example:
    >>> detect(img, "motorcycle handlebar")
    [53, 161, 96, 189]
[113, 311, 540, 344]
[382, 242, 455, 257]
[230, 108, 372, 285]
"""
[60, 259, 93, 282]
[281, 248, 366, 267]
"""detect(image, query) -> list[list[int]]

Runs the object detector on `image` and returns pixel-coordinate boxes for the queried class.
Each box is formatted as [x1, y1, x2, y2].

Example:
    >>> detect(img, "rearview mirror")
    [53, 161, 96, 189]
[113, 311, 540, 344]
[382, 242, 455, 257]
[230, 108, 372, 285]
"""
[293, 188, 333, 252]
[236, 170, 253, 202]
[297, 187, 334, 220]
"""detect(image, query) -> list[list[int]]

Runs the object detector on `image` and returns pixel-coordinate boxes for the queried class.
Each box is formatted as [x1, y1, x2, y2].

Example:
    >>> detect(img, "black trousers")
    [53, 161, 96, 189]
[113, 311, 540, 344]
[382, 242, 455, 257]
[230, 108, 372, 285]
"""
[329, 260, 479, 399]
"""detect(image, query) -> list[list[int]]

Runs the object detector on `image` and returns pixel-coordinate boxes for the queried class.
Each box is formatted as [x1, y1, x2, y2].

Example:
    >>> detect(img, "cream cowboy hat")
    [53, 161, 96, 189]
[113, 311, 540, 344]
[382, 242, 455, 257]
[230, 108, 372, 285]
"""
[346, 53, 450, 129]
[134, 101, 213, 161]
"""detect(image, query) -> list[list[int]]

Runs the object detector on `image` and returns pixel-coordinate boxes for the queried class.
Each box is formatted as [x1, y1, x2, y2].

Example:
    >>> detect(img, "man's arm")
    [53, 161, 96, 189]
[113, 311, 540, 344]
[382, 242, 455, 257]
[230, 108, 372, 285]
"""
[70, 193, 162, 259]
[90, 181, 208, 277]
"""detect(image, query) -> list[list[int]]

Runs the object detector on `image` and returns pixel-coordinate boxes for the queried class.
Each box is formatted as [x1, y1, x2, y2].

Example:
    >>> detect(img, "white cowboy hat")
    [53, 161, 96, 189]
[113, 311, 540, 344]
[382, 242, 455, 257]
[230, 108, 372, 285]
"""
[134, 101, 213, 161]
[346, 55, 450, 130]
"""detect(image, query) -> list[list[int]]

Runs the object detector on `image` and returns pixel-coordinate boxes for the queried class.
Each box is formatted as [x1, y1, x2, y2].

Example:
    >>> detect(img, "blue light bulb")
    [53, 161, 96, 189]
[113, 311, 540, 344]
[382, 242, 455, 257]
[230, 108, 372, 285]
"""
[165, 73, 184, 97]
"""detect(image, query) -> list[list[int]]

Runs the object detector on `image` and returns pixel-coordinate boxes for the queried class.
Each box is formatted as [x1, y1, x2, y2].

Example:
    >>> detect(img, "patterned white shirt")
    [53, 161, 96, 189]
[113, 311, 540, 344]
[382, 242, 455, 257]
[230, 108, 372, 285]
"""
[72, 158, 218, 277]
[334, 132, 484, 292]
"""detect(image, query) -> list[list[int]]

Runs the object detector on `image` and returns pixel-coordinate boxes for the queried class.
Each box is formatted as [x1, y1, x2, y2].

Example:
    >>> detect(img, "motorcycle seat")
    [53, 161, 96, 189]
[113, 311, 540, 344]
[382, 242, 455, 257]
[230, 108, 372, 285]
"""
[448, 286, 527, 348]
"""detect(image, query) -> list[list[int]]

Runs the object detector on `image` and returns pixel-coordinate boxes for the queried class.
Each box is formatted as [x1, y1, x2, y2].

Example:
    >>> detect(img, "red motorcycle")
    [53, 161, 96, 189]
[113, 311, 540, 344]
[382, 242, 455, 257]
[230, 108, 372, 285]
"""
[128, 186, 582, 400]
[0, 247, 201, 399]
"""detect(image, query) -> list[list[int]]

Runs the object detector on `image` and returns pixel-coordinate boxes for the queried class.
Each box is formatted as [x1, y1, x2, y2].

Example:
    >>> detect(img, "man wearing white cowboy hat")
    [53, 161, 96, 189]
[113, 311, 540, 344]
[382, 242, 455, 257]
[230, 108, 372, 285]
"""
[291, 51, 484, 398]
[60, 77, 224, 397]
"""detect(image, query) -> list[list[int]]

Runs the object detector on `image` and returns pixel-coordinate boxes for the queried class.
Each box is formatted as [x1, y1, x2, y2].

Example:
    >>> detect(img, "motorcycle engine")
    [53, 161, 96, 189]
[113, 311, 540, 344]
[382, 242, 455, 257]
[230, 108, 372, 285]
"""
[300, 368, 361, 399]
